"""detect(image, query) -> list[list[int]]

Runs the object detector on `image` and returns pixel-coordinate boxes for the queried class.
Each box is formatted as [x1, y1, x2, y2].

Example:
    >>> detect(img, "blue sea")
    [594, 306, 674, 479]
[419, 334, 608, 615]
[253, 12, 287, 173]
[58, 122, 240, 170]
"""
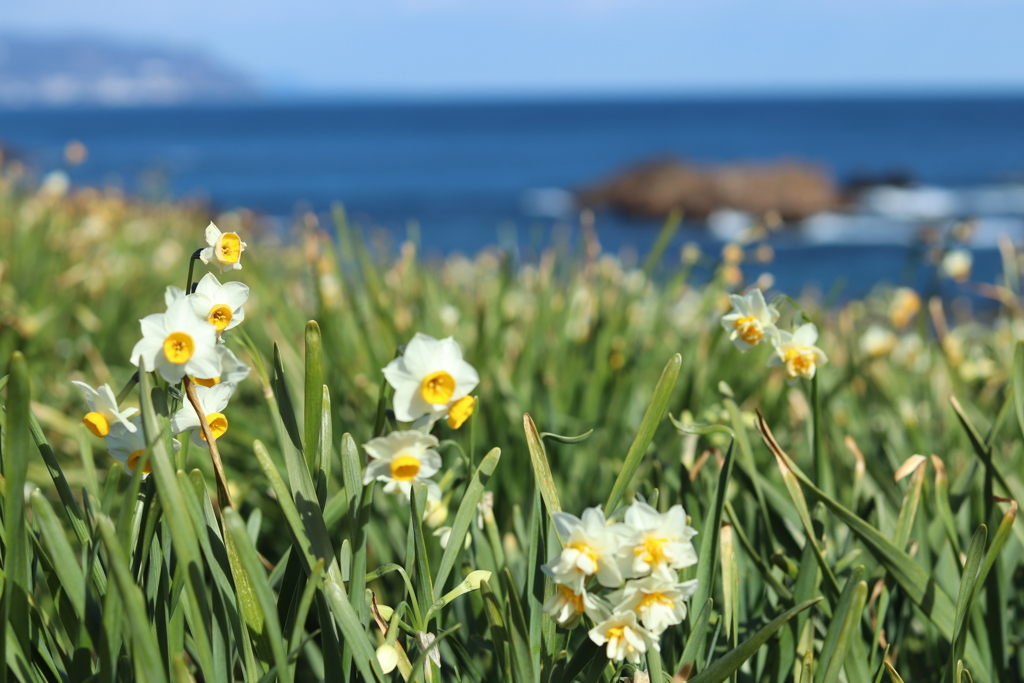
[3, 95, 1024, 296]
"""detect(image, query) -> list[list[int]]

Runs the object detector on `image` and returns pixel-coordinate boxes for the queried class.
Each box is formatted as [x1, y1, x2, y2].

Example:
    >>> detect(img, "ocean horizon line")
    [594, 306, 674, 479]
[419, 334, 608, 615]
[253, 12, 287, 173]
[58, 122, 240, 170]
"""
[6, 86, 1024, 112]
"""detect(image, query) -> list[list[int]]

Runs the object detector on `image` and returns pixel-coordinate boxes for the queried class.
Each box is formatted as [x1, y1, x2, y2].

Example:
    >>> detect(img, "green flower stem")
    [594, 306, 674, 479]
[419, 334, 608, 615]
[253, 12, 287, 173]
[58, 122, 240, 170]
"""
[184, 247, 204, 293]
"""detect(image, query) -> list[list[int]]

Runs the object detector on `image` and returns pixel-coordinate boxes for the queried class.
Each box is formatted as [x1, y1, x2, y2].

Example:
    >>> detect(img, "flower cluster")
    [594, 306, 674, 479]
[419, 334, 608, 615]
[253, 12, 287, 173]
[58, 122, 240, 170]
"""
[541, 500, 699, 664]
[720, 288, 828, 385]
[73, 222, 250, 474]
[362, 333, 479, 504]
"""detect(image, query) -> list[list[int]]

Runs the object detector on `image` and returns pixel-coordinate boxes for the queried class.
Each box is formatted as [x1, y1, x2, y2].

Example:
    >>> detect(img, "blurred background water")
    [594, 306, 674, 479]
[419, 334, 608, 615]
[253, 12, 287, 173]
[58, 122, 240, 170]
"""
[1, 95, 1020, 296]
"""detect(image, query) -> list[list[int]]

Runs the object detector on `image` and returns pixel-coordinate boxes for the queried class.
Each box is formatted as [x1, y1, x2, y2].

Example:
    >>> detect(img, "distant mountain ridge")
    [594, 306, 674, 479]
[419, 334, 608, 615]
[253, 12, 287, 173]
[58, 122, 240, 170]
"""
[0, 34, 259, 107]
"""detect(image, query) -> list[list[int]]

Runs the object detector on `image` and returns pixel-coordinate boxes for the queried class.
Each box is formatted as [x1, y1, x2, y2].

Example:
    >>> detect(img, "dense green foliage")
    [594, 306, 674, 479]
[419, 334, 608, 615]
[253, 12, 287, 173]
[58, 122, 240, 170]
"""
[1, 167, 1023, 682]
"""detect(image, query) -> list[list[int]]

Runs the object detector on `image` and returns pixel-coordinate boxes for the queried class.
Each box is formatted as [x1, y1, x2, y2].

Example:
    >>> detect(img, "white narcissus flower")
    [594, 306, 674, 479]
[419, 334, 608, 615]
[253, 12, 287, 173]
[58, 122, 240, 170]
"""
[624, 501, 699, 579]
[193, 345, 251, 390]
[130, 297, 219, 383]
[170, 383, 233, 449]
[941, 249, 972, 282]
[720, 288, 779, 351]
[71, 381, 138, 437]
[542, 507, 635, 592]
[382, 333, 479, 425]
[363, 430, 442, 504]
[588, 611, 658, 665]
[768, 323, 829, 385]
[190, 272, 249, 335]
[105, 417, 180, 475]
[543, 585, 603, 629]
[860, 325, 897, 358]
[200, 222, 246, 272]
[889, 287, 921, 329]
[611, 574, 698, 635]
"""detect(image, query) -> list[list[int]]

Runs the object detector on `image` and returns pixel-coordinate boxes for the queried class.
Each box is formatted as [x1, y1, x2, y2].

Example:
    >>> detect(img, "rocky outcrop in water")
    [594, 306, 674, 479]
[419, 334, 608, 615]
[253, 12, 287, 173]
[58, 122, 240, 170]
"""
[577, 158, 840, 221]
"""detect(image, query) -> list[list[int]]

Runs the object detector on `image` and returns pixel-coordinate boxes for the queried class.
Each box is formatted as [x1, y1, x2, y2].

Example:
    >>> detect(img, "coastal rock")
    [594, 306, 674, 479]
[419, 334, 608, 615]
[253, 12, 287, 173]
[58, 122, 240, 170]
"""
[577, 158, 840, 221]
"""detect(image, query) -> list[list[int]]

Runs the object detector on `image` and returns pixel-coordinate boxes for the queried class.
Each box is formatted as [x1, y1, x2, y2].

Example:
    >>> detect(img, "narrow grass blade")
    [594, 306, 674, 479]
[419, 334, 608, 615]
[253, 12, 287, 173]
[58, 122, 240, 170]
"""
[409, 485, 434, 622]
[316, 385, 332, 510]
[642, 209, 681, 276]
[138, 364, 217, 680]
[815, 566, 866, 683]
[605, 353, 681, 514]
[677, 598, 712, 674]
[884, 662, 905, 683]
[304, 321, 324, 478]
[1013, 340, 1024, 442]
[321, 579, 384, 682]
[974, 501, 1016, 599]
[892, 457, 926, 550]
[29, 492, 85, 620]
[223, 508, 293, 683]
[687, 598, 822, 683]
[691, 440, 734, 617]
[951, 525, 987, 674]
[433, 447, 501, 600]
[820, 580, 867, 683]
[755, 413, 990, 678]
[524, 414, 561, 519]
[96, 514, 168, 683]
[273, 343, 305, 457]
[479, 581, 514, 682]
[931, 456, 962, 558]
[2, 352, 33, 674]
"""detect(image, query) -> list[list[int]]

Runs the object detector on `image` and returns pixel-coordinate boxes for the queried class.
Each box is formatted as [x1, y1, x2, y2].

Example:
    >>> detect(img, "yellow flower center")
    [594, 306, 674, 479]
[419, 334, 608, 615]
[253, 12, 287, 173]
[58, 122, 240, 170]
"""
[163, 331, 195, 364]
[733, 315, 763, 345]
[207, 304, 233, 331]
[558, 585, 585, 614]
[568, 542, 599, 571]
[194, 376, 221, 388]
[199, 412, 229, 441]
[635, 536, 669, 565]
[389, 454, 421, 482]
[784, 347, 816, 379]
[83, 411, 110, 437]
[447, 395, 476, 429]
[420, 370, 455, 405]
[604, 625, 635, 653]
[126, 449, 152, 475]
[639, 592, 675, 611]
[216, 232, 242, 264]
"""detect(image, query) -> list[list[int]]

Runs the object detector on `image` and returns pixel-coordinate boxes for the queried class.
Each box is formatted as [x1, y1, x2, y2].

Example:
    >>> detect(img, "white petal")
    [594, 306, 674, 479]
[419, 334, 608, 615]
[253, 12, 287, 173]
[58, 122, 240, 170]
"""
[190, 293, 215, 320]
[552, 512, 582, 540]
[402, 333, 440, 377]
[194, 273, 222, 298]
[417, 450, 442, 478]
[131, 337, 163, 370]
[171, 407, 201, 434]
[392, 383, 432, 423]
[748, 289, 769, 320]
[165, 286, 186, 308]
[139, 313, 166, 340]
[156, 356, 186, 383]
[71, 381, 99, 408]
[186, 346, 221, 381]
[216, 281, 250, 310]
[205, 383, 234, 412]
[225, 305, 245, 330]
[205, 222, 222, 247]
[793, 323, 818, 345]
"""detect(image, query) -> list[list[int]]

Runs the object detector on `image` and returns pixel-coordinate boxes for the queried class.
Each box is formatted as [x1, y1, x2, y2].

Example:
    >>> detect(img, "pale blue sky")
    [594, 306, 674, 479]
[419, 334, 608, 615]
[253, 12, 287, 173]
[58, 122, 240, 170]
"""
[6, 0, 1024, 95]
